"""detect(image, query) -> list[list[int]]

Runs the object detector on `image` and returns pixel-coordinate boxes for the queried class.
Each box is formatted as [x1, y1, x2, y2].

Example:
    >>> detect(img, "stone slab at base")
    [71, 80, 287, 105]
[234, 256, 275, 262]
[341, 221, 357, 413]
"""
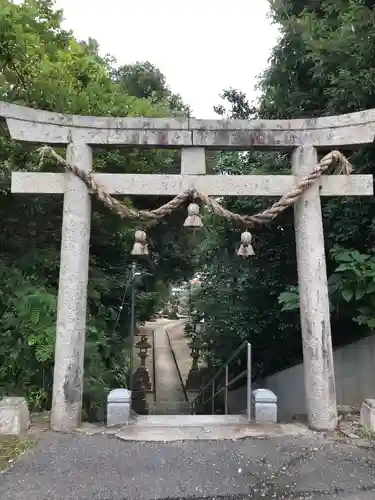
[116, 419, 312, 442]
[0, 397, 30, 436]
[360, 399, 375, 431]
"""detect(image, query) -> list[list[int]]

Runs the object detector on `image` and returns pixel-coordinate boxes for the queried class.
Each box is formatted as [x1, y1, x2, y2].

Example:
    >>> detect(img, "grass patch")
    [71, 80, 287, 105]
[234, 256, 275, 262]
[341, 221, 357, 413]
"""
[0, 436, 35, 472]
[356, 424, 375, 441]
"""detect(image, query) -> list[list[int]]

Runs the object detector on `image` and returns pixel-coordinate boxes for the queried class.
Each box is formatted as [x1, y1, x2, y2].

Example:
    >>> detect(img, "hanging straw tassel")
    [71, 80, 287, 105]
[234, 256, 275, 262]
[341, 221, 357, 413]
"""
[131, 230, 149, 256]
[237, 231, 255, 257]
[183, 202, 203, 228]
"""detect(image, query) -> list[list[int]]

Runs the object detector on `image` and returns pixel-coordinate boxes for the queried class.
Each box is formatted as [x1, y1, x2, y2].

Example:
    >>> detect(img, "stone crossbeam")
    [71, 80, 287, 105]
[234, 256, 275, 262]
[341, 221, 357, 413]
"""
[11, 172, 373, 196]
[2, 101, 375, 148]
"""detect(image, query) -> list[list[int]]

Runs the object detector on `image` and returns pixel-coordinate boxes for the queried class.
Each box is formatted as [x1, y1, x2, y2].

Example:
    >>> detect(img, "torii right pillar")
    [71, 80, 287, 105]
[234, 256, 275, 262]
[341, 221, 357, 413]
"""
[292, 146, 337, 431]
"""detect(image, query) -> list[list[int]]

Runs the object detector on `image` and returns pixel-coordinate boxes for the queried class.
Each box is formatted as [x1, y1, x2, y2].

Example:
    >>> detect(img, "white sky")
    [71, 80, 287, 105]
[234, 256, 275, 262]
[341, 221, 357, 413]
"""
[54, 0, 280, 118]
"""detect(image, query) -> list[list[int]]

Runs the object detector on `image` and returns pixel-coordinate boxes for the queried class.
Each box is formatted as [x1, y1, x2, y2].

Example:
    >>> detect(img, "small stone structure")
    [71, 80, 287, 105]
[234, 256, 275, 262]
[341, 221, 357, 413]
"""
[186, 337, 203, 392]
[360, 399, 375, 431]
[134, 336, 152, 390]
[3, 101, 374, 432]
[0, 397, 30, 435]
[252, 389, 277, 424]
[107, 389, 131, 427]
[132, 373, 149, 415]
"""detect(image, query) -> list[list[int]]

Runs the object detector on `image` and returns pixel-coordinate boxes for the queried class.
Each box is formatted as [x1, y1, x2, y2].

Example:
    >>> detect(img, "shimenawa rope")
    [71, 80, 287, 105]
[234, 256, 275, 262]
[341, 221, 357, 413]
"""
[38, 146, 353, 229]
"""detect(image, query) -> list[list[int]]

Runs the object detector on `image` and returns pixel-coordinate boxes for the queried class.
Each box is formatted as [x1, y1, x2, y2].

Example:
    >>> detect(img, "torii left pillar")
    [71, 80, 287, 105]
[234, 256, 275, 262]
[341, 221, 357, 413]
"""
[51, 143, 92, 431]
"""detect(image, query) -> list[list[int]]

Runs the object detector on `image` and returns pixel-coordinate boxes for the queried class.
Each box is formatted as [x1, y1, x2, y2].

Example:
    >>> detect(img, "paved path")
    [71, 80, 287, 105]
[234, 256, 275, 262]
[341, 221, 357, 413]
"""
[153, 323, 188, 414]
[0, 432, 374, 499]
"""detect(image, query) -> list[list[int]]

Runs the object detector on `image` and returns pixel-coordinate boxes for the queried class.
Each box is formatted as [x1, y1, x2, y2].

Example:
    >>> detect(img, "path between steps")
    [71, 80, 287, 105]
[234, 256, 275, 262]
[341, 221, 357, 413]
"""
[153, 322, 188, 414]
[0, 431, 375, 499]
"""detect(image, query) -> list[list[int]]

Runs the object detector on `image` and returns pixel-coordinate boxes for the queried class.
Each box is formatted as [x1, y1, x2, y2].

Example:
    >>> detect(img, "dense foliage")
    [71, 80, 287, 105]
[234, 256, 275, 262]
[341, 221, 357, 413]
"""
[0, 0, 193, 418]
[195, 0, 375, 378]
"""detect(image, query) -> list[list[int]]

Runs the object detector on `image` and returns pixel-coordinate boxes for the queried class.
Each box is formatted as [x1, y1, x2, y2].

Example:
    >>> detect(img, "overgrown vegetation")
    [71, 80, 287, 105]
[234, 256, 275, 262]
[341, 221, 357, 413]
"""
[193, 0, 375, 378]
[0, 0, 193, 420]
[0, 436, 35, 471]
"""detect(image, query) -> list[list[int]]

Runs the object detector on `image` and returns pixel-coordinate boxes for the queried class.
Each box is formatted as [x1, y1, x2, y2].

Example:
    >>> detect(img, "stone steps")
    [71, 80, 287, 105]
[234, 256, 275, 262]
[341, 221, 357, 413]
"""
[133, 414, 248, 427]
[147, 400, 191, 415]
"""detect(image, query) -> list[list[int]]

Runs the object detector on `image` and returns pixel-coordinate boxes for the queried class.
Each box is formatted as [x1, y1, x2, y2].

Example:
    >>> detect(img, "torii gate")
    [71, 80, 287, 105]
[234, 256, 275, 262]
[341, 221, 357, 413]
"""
[2, 101, 374, 432]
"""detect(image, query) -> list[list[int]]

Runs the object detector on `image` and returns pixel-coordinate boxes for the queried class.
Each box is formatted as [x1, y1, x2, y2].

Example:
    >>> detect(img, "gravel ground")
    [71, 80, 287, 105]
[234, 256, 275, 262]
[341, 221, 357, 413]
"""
[0, 432, 374, 499]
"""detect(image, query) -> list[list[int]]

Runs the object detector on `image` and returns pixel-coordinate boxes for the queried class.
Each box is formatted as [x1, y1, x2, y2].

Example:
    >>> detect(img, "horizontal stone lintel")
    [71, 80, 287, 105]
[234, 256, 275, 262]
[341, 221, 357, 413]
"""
[11, 172, 373, 196]
[2, 102, 375, 148]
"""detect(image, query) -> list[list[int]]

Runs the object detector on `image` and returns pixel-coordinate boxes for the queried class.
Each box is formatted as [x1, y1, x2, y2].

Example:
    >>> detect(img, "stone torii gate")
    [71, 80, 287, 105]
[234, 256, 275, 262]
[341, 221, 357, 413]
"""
[2, 102, 374, 432]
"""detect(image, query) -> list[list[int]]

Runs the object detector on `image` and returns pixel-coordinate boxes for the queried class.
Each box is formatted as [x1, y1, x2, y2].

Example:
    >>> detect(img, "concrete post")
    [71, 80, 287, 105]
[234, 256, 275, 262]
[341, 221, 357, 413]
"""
[51, 142, 92, 432]
[252, 389, 277, 423]
[292, 145, 337, 431]
[107, 389, 131, 426]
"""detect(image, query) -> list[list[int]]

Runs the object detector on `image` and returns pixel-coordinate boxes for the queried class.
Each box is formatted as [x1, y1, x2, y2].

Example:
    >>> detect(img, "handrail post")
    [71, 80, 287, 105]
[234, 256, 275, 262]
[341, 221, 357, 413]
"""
[225, 365, 229, 415]
[211, 381, 215, 414]
[247, 342, 252, 421]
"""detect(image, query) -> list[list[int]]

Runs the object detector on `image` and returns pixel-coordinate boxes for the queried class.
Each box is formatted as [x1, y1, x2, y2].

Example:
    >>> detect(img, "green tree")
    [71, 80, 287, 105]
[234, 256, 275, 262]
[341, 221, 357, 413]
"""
[194, 0, 375, 377]
[114, 61, 190, 115]
[0, 0, 194, 419]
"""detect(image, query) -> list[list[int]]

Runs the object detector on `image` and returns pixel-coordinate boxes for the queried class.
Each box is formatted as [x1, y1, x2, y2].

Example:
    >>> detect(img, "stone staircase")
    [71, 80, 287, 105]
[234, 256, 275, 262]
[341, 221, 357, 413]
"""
[132, 414, 247, 426]
[147, 399, 191, 415]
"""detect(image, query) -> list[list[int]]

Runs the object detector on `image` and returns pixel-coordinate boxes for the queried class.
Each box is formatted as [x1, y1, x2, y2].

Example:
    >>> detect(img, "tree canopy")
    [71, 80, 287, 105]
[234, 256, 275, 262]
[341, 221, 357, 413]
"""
[0, 0, 193, 419]
[194, 0, 375, 379]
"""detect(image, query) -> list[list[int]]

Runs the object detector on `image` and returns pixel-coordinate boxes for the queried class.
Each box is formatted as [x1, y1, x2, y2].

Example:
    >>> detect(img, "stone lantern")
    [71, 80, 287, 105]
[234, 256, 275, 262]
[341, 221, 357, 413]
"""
[184, 321, 194, 337]
[139, 330, 149, 344]
[186, 336, 203, 391]
[134, 337, 151, 390]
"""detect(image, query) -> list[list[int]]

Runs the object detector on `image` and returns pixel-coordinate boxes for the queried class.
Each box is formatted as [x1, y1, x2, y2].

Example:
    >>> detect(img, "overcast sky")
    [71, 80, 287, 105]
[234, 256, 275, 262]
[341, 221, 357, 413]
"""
[54, 0, 280, 118]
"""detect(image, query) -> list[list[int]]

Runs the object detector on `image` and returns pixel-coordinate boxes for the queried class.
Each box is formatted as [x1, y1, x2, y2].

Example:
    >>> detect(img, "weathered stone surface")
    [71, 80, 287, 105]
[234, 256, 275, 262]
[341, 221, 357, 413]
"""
[191, 123, 375, 148]
[0, 397, 30, 435]
[11, 171, 374, 196]
[0, 101, 191, 145]
[191, 113, 375, 148]
[360, 399, 375, 431]
[3, 101, 375, 147]
[292, 146, 337, 431]
[252, 388, 277, 423]
[50, 143, 92, 432]
[107, 389, 131, 427]
[181, 147, 206, 174]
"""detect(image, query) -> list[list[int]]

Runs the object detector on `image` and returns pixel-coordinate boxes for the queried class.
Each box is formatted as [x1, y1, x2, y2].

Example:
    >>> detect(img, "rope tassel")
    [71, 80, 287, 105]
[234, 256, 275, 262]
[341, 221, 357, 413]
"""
[131, 230, 149, 256]
[237, 231, 255, 258]
[184, 202, 203, 228]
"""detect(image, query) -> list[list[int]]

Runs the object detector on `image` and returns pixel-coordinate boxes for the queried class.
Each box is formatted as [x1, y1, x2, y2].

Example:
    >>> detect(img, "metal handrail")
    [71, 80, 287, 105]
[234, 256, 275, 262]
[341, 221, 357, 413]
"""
[189, 341, 252, 420]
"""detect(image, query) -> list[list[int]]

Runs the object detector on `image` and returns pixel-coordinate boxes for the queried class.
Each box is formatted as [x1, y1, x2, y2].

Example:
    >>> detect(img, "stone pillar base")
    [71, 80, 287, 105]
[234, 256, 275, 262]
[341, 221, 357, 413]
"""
[360, 399, 375, 431]
[132, 374, 149, 415]
[107, 389, 131, 427]
[252, 389, 278, 423]
[134, 367, 151, 391]
[0, 397, 30, 436]
[186, 368, 202, 392]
